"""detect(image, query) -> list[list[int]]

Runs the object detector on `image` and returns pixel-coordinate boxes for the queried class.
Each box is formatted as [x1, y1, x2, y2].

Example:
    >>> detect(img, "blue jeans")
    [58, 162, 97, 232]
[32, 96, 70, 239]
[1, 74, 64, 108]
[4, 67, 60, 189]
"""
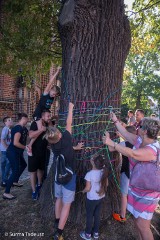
[5, 149, 27, 193]
[85, 198, 103, 234]
[1, 151, 11, 183]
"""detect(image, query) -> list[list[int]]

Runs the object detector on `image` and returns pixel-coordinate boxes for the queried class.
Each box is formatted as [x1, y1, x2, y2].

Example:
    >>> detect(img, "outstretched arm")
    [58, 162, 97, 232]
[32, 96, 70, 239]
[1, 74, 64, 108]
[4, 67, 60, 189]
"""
[44, 67, 61, 94]
[35, 84, 41, 99]
[110, 112, 137, 145]
[102, 131, 156, 162]
[66, 102, 74, 134]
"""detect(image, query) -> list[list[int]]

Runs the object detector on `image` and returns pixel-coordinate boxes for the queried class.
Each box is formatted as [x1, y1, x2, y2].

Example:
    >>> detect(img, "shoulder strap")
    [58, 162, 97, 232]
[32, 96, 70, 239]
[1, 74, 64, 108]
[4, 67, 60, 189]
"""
[151, 142, 160, 167]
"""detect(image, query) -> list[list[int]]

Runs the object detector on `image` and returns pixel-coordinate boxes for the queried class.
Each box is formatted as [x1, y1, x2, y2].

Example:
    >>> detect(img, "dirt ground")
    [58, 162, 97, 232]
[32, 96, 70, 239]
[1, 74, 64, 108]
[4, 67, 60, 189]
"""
[0, 179, 160, 240]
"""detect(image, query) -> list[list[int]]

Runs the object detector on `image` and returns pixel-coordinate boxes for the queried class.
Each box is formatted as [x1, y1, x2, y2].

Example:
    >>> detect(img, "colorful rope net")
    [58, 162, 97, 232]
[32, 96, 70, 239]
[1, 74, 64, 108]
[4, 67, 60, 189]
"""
[58, 96, 121, 188]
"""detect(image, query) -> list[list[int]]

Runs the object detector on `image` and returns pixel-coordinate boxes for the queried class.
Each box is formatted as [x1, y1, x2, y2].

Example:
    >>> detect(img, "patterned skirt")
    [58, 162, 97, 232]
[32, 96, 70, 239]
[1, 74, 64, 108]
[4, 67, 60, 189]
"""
[127, 186, 160, 220]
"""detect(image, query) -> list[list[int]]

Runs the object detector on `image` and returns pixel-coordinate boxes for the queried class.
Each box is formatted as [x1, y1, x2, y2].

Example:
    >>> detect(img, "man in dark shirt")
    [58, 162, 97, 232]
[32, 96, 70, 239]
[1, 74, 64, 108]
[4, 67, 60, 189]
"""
[44, 102, 83, 240]
[134, 109, 145, 133]
[28, 110, 51, 200]
[3, 113, 28, 200]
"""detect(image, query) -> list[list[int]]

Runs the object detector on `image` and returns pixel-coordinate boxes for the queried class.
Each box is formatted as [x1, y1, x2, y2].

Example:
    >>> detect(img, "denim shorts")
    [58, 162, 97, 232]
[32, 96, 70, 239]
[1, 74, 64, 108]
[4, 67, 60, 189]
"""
[54, 182, 75, 203]
[120, 172, 129, 195]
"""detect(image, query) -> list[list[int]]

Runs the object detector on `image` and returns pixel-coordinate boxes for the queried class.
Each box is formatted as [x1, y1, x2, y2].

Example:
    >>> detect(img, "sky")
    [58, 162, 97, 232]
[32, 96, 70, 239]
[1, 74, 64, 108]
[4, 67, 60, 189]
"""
[124, 0, 134, 10]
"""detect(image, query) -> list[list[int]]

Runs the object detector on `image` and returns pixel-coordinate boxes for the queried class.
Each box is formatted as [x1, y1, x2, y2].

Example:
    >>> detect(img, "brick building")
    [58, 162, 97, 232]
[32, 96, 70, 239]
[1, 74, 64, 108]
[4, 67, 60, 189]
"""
[0, 67, 59, 121]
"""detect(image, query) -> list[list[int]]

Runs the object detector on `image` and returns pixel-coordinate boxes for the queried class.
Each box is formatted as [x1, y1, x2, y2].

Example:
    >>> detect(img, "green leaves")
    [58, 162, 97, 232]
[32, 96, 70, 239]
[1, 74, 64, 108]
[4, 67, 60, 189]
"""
[0, 0, 62, 79]
[122, 0, 160, 112]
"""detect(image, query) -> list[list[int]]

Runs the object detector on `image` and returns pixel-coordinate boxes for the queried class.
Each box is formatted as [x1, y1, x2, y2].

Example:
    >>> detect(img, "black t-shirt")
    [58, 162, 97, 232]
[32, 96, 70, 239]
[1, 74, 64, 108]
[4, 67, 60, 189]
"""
[9, 125, 28, 152]
[30, 121, 48, 156]
[33, 94, 54, 118]
[51, 130, 76, 172]
[121, 141, 133, 179]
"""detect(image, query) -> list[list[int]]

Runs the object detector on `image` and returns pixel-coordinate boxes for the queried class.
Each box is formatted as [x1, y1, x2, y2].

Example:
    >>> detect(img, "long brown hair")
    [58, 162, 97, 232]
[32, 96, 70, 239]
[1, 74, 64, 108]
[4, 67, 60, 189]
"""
[93, 155, 108, 196]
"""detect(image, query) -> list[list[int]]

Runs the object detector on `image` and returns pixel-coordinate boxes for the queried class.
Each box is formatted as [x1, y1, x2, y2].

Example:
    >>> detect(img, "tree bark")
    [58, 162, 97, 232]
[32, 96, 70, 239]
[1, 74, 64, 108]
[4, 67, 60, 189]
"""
[40, 0, 131, 225]
[135, 92, 142, 109]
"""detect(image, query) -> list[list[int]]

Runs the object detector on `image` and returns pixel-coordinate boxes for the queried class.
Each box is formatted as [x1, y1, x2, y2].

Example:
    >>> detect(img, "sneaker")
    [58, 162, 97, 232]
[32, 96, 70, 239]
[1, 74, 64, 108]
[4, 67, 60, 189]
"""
[93, 232, 99, 239]
[80, 231, 91, 240]
[26, 145, 33, 156]
[32, 191, 38, 201]
[113, 213, 126, 222]
[12, 182, 24, 187]
[53, 232, 64, 240]
[36, 184, 42, 198]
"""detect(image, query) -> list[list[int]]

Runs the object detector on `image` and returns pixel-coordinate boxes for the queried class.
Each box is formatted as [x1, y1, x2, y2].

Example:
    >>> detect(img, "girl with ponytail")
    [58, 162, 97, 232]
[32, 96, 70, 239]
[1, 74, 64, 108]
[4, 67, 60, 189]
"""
[80, 155, 108, 240]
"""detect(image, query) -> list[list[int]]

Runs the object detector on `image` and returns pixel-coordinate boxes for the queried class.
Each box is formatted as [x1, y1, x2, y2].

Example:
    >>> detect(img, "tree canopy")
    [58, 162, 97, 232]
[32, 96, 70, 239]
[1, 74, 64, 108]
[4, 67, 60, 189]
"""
[122, 0, 160, 112]
[0, 0, 160, 110]
[0, 0, 61, 77]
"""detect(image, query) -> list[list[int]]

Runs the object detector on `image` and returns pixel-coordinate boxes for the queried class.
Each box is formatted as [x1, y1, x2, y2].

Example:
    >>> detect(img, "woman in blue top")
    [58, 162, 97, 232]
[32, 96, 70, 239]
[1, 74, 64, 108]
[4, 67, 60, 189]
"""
[3, 113, 28, 200]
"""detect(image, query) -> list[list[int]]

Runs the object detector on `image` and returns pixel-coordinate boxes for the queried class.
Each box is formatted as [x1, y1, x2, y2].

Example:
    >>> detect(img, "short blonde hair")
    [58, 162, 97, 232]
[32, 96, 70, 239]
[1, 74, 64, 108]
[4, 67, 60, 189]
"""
[43, 126, 60, 144]
[142, 117, 160, 139]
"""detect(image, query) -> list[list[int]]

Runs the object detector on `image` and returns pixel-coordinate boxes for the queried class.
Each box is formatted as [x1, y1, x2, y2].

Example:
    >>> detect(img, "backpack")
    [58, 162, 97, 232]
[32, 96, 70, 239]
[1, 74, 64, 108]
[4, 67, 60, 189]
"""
[55, 154, 73, 185]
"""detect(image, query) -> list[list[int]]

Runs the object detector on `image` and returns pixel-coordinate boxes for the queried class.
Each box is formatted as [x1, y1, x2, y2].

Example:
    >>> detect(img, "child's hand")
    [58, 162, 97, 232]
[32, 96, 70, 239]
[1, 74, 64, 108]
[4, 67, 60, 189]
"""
[76, 142, 84, 150]
[69, 102, 74, 108]
[57, 66, 62, 72]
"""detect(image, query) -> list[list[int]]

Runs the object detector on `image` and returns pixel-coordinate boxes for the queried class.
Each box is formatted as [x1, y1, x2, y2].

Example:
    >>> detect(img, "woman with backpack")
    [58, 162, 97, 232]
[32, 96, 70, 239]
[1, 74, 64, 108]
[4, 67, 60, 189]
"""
[44, 102, 83, 240]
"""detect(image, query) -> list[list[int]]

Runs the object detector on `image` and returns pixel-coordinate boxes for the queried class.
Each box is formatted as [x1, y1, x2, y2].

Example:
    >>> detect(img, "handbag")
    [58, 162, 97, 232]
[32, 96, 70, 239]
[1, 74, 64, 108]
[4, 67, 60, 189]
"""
[130, 144, 160, 192]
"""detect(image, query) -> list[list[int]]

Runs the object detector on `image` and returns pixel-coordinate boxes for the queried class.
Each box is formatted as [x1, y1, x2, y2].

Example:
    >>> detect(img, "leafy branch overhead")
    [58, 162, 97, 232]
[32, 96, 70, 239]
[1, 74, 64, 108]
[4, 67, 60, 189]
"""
[0, 0, 160, 109]
[0, 0, 62, 77]
[123, 0, 160, 110]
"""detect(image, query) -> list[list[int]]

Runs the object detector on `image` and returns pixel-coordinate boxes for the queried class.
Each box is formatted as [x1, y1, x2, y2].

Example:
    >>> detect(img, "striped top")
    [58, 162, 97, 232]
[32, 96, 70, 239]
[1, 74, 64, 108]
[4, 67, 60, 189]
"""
[127, 137, 160, 220]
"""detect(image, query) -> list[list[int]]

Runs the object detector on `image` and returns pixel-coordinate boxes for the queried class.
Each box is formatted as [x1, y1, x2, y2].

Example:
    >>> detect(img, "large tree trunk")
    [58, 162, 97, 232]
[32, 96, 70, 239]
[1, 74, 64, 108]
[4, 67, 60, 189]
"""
[40, 0, 131, 225]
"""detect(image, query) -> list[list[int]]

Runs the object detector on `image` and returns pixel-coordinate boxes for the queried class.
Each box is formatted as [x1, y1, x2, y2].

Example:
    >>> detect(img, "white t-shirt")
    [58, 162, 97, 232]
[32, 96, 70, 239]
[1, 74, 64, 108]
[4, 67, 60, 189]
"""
[85, 170, 105, 200]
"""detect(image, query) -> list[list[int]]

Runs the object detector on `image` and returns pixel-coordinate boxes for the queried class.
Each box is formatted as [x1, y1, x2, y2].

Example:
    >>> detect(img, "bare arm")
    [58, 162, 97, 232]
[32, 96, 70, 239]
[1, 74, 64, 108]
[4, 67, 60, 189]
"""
[66, 102, 74, 134]
[110, 113, 137, 145]
[102, 132, 157, 162]
[108, 139, 125, 152]
[44, 67, 61, 94]
[35, 85, 41, 99]
[82, 180, 91, 193]
[114, 144, 156, 162]
[29, 126, 46, 139]
[108, 145, 115, 152]
[1, 139, 8, 149]
[13, 133, 26, 149]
